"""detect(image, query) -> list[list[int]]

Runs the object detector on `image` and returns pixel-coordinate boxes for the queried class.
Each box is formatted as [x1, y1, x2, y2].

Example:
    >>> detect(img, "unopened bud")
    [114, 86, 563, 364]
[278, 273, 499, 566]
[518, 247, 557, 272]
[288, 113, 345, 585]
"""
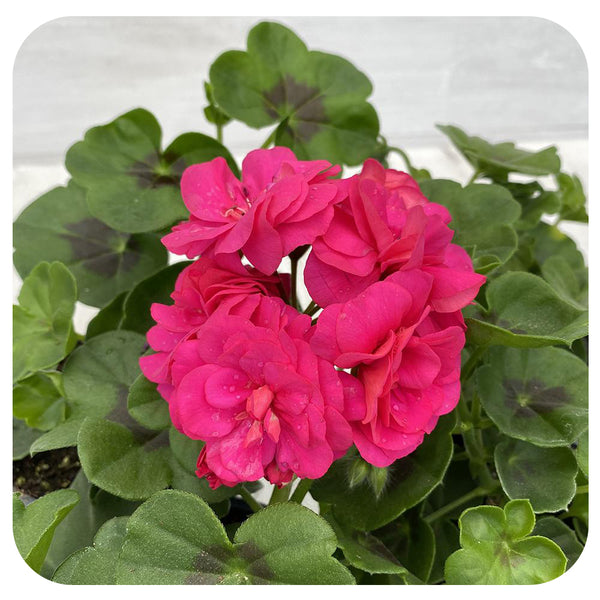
[368, 466, 389, 499]
[348, 457, 370, 488]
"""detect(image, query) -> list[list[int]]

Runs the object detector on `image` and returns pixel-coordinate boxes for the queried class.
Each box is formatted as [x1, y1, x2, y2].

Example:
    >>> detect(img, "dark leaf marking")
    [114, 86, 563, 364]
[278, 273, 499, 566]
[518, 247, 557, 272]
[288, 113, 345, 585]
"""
[503, 378, 570, 418]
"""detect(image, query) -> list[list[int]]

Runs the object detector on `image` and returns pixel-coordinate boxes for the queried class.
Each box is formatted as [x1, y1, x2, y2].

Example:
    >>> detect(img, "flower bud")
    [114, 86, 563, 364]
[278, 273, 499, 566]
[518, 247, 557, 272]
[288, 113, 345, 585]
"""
[368, 465, 389, 499]
[348, 456, 370, 488]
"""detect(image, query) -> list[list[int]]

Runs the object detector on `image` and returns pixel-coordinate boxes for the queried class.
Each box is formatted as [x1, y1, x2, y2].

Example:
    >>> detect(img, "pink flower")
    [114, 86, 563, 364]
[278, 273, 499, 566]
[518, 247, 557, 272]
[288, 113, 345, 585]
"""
[150, 296, 353, 487]
[139, 254, 288, 402]
[311, 270, 466, 467]
[162, 147, 342, 274]
[304, 159, 485, 309]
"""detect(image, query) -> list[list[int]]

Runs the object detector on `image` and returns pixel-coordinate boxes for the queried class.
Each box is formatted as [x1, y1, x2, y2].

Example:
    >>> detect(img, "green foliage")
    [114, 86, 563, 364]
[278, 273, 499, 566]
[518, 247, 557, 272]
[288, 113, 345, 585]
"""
[13, 489, 79, 572]
[420, 179, 521, 273]
[115, 490, 354, 584]
[13, 182, 167, 308]
[13, 261, 77, 383]
[312, 413, 455, 530]
[210, 21, 379, 165]
[477, 346, 588, 446]
[66, 108, 238, 233]
[53, 517, 129, 584]
[437, 124, 560, 179]
[445, 500, 567, 584]
[494, 439, 578, 513]
[11, 19, 588, 588]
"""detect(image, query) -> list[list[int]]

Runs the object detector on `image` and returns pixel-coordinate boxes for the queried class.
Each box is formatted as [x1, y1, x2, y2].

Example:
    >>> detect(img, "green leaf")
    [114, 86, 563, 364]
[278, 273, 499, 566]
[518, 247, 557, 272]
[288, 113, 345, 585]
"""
[466, 271, 587, 347]
[311, 412, 455, 531]
[210, 21, 379, 165]
[127, 374, 170, 431]
[13, 261, 77, 383]
[78, 418, 171, 501]
[116, 489, 354, 584]
[324, 513, 414, 580]
[428, 519, 460, 584]
[53, 517, 128, 584]
[503, 181, 561, 230]
[437, 124, 561, 179]
[557, 173, 588, 222]
[13, 489, 79, 572]
[168, 427, 243, 504]
[13, 371, 67, 431]
[532, 517, 583, 570]
[576, 429, 588, 478]
[541, 254, 587, 309]
[445, 499, 566, 584]
[65, 108, 238, 233]
[375, 510, 436, 582]
[31, 330, 148, 453]
[41, 470, 139, 578]
[419, 179, 520, 273]
[13, 182, 167, 308]
[119, 261, 190, 334]
[85, 291, 127, 339]
[530, 222, 586, 272]
[477, 346, 588, 447]
[203, 81, 231, 126]
[494, 438, 578, 513]
[13, 418, 43, 460]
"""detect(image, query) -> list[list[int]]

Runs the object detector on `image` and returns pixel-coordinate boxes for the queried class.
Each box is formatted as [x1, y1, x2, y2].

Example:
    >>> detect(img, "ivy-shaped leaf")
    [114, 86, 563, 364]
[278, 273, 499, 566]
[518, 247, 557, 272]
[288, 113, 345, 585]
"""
[466, 271, 587, 348]
[419, 179, 520, 273]
[477, 346, 588, 447]
[445, 499, 566, 584]
[65, 108, 238, 233]
[532, 517, 583, 571]
[13, 371, 67, 431]
[13, 261, 77, 383]
[119, 261, 191, 334]
[494, 438, 578, 513]
[13, 182, 167, 308]
[41, 470, 139, 579]
[127, 373, 171, 431]
[53, 517, 128, 584]
[116, 490, 354, 584]
[30, 331, 147, 454]
[210, 21, 379, 165]
[437, 124, 560, 179]
[78, 418, 171, 501]
[311, 413, 455, 531]
[13, 489, 79, 572]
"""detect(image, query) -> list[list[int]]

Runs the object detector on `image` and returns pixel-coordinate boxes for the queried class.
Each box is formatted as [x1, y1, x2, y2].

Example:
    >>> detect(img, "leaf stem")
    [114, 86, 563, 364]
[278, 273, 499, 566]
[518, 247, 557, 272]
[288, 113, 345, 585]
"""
[461, 346, 487, 383]
[290, 478, 314, 504]
[424, 485, 496, 524]
[467, 170, 482, 185]
[575, 485, 589, 495]
[216, 122, 223, 144]
[387, 146, 415, 172]
[260, 128, 278, 149]
[239, 486, 262, 513]
[303, 300, 320, 317]
[269, 481, 292, 505]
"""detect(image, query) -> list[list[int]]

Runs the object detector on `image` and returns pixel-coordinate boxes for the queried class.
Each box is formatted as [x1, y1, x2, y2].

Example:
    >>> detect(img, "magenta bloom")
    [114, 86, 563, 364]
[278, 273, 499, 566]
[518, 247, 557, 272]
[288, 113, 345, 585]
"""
[145, 295, 353, 487]
[139, 254, 288, 402]
[311, 270, 468, 467]
[304, 159, 485, 309]
[162, 147, 341, 274]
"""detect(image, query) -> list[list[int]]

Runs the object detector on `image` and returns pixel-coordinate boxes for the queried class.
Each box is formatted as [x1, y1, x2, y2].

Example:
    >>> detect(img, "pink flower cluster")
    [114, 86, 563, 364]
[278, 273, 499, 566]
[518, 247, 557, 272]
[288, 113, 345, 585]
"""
[141, 148, 485, 488]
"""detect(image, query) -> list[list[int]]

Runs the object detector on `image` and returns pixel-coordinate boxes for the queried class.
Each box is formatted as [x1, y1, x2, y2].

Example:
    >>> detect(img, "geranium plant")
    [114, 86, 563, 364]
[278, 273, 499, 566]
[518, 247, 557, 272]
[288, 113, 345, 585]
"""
[13, 21, 588, 585]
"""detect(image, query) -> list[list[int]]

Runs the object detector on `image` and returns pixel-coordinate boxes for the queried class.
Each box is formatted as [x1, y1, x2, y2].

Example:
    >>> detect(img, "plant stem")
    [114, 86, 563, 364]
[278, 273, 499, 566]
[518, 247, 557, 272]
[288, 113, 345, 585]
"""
[576, 485, 589, 495]
[424, 485, 495, 524]
[387, 146, 414, 172]
[290, 478, 314, 504]
[461, 346, 487, 383]
[467, 170, 482, 185]
[269, 481, 292, 505]
[216, 122, 223, 144]
[260, 128, 277, 149]
[303, 300, 320, 316]
[239, 486, 262, 513]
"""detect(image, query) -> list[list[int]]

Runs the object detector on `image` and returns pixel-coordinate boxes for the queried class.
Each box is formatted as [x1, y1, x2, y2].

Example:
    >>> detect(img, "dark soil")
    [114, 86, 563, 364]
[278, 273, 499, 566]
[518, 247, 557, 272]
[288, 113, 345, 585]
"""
[13, 447, 80, 499]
